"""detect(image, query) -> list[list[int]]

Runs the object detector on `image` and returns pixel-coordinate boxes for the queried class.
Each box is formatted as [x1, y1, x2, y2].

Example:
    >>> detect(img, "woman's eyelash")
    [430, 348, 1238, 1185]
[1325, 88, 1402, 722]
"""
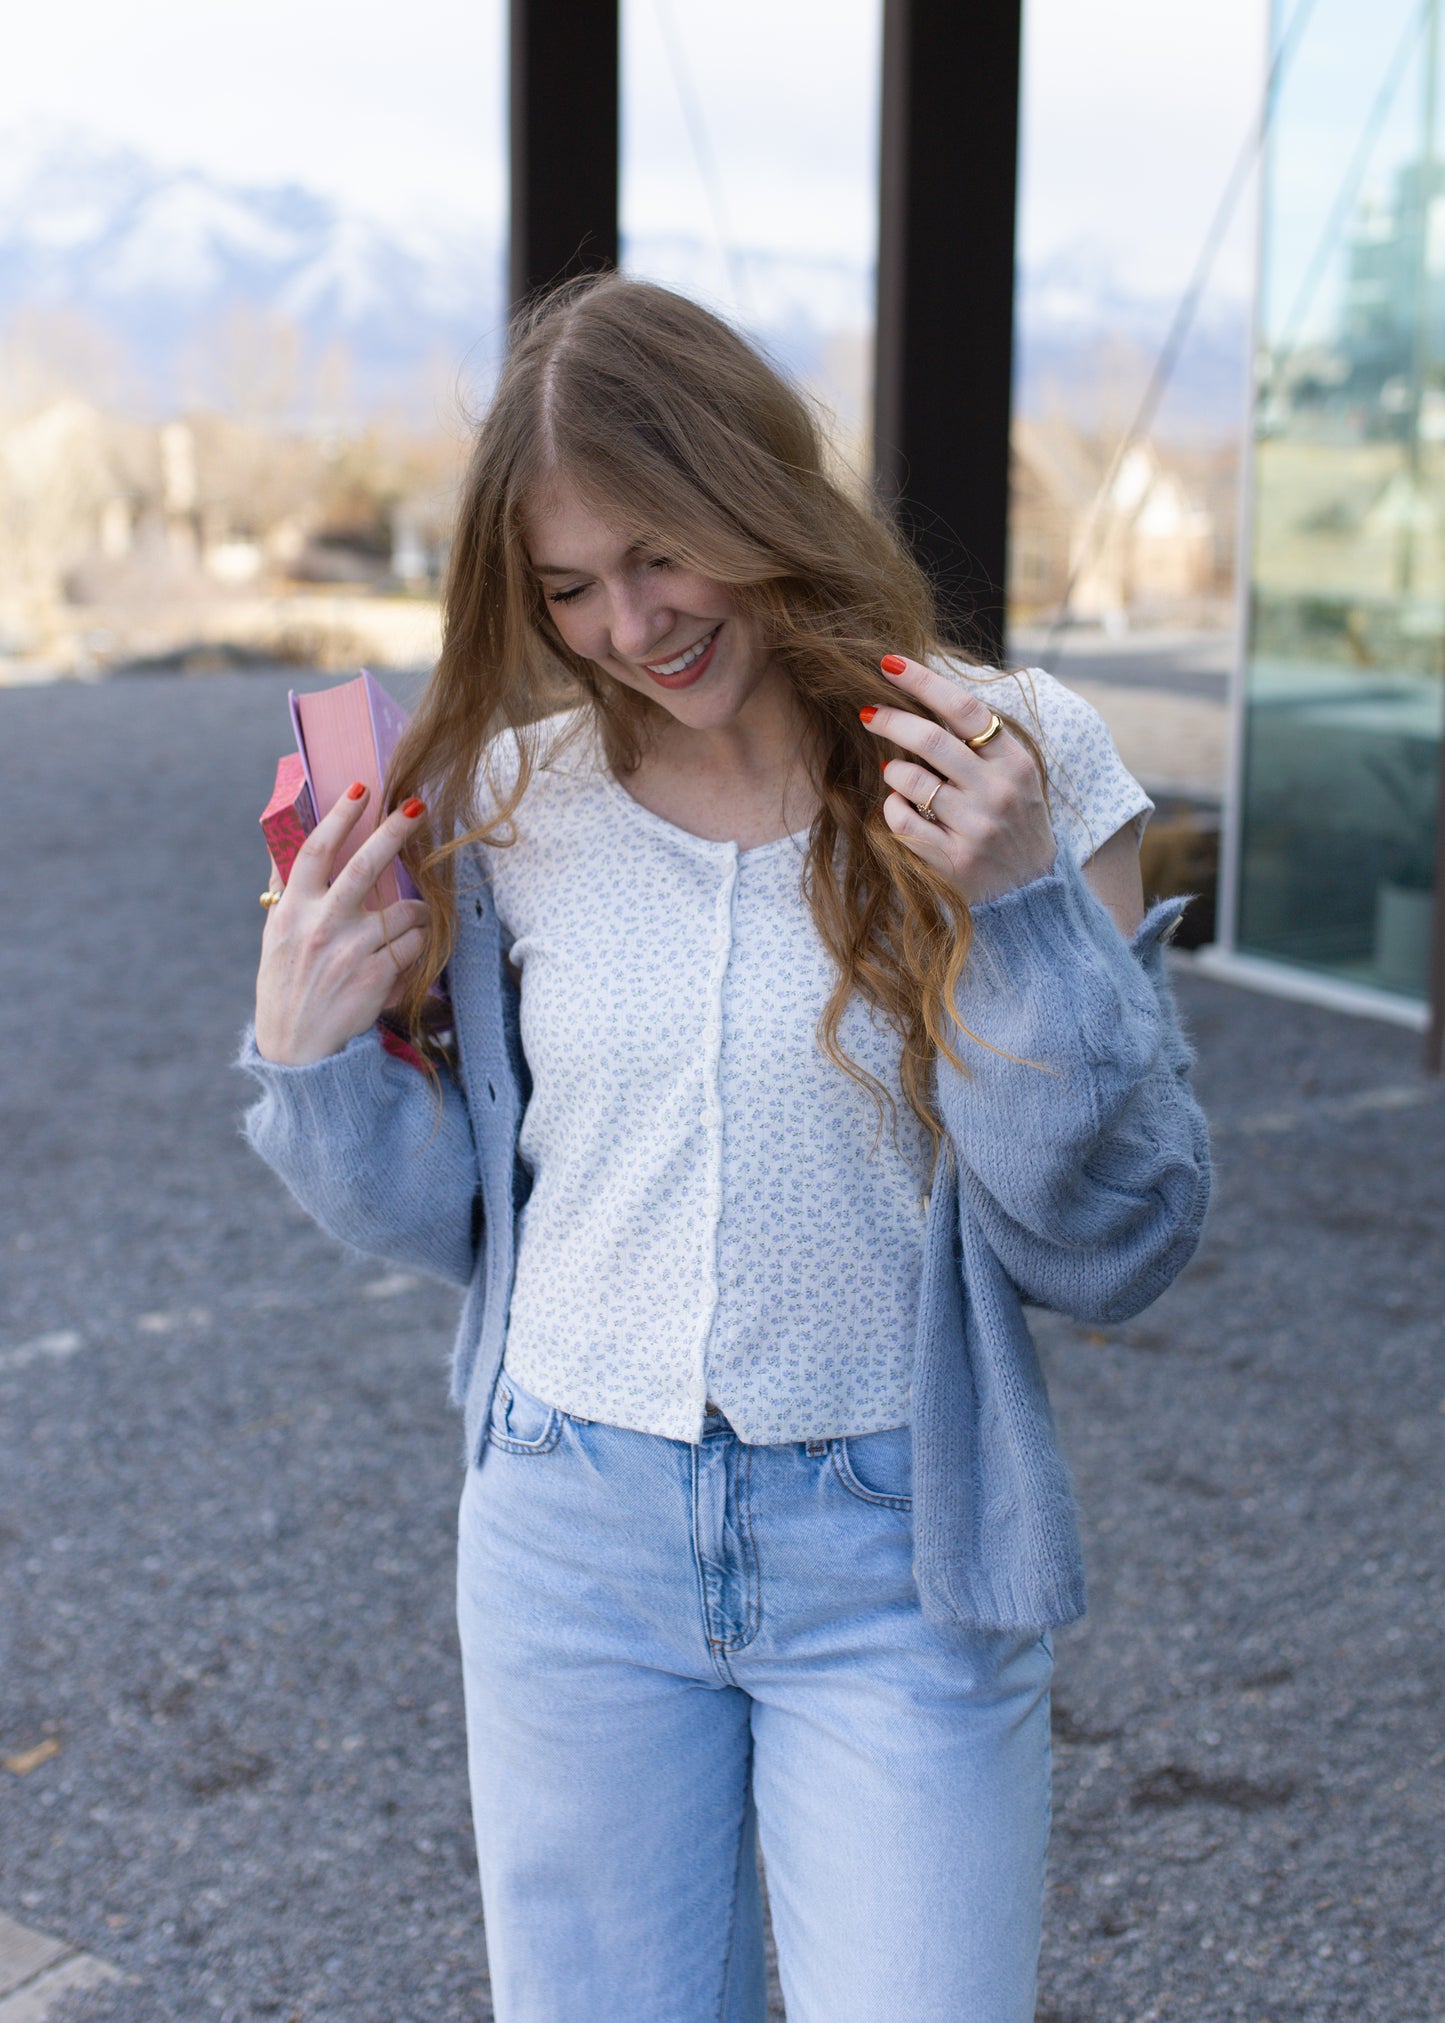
[548, 558, 668, 604]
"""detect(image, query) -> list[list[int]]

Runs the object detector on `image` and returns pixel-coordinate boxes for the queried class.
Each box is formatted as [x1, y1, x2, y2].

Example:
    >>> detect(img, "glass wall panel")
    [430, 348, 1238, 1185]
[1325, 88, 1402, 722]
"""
[619, 0, 880, 467]
[1239, 0, 1444, 997]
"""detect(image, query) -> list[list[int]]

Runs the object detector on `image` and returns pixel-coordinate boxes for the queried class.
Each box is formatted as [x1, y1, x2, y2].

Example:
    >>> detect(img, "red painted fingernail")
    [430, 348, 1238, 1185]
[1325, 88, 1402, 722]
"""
[402, 797, 426, 819]
[859, 706, 878, 724]
[880, 759, 889, 773]
[346, 781, 366, 800]
[880, 654, 907, 675]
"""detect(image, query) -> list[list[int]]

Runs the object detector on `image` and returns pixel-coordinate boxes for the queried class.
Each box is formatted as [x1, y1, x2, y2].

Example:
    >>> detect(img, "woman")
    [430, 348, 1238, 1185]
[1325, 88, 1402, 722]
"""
[242, 275, 1210, 2022]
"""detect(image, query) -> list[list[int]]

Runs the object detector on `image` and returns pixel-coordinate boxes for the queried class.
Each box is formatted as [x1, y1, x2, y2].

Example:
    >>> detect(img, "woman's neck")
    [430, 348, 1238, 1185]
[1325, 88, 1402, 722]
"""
[621, 665, 819, 850]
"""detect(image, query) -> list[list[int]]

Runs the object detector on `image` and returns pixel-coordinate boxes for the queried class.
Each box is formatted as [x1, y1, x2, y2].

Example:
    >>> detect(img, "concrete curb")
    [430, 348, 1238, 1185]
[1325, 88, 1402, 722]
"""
[0, 1913, 122, 2021]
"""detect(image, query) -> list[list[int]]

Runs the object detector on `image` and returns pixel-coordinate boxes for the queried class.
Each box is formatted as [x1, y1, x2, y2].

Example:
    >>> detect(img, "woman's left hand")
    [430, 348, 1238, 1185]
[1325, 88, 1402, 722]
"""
[861, 655, 1058, 906]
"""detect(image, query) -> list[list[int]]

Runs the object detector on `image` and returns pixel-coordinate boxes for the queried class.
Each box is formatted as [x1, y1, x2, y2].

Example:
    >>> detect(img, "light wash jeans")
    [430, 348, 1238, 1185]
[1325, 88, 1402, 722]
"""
[456, 1370, 1053, 2023]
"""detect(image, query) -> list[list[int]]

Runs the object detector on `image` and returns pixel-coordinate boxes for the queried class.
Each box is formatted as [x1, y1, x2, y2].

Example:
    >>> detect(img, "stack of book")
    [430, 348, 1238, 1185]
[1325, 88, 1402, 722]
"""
[259, 669, 430, 1069]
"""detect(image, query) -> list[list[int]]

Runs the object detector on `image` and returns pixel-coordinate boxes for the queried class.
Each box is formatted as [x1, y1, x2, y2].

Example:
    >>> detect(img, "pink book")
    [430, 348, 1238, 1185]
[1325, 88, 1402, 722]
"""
[288, 670, 418, 912]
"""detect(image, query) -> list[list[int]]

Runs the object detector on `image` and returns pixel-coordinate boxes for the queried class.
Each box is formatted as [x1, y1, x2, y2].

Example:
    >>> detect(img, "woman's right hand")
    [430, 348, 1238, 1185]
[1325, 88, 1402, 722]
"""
[253, 784, 431, 1066]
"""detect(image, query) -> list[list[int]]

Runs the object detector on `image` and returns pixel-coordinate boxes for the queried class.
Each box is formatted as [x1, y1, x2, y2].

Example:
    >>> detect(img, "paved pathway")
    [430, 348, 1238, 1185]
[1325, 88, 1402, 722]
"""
[1, 669, 1441, 2022]
[0, 1912, 119, 2021]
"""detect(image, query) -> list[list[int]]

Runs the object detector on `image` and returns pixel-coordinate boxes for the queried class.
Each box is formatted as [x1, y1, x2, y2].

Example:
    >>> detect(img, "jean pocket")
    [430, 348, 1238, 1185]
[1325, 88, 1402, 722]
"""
[486, 1371, 562, 1455]
[831, 1425, 913, 1509]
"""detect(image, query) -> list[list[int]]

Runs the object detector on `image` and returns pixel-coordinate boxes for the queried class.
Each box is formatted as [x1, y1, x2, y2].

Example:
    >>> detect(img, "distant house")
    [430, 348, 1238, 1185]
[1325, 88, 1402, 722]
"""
[0, 386, 464, 669]
[1009, 416, 1218, 624]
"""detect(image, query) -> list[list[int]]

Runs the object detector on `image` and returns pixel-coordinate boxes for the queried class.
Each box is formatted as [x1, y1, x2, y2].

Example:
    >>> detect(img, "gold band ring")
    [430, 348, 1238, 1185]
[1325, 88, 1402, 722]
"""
[914, 777, 945, 822]
[964, 711, 1004, 750]
[259, 889, 282, 909]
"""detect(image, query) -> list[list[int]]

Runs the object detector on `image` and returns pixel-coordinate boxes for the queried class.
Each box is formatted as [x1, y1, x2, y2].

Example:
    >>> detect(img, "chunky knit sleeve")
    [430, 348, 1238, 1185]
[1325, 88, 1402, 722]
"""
[236, 1025, 483, 1288]
[937, 849, 1211, 1321]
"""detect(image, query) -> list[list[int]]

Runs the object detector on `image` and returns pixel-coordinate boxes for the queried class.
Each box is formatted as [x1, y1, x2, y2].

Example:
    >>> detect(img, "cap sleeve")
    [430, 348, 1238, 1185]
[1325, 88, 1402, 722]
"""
[939, 660, 1154, 864]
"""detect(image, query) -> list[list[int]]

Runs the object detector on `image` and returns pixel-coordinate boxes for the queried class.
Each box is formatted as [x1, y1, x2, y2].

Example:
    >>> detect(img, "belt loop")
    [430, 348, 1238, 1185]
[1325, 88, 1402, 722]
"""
[805, 1438, 829, 1458]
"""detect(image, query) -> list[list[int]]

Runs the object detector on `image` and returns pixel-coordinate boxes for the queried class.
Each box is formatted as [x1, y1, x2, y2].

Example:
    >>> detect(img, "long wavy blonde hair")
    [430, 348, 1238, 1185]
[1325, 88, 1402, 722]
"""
[388, 273, 1038, 1145]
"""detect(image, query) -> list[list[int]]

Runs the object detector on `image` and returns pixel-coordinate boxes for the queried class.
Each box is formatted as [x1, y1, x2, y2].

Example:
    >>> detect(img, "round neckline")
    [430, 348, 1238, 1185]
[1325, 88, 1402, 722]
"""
[599, 768, 813, 862]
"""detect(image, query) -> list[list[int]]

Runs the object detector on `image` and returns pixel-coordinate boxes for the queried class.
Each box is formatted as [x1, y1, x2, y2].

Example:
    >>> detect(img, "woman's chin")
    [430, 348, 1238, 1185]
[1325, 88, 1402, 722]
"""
[655, 684, 751, 732]
[627, 666, 730, 723]
[613, 649, 775, 733]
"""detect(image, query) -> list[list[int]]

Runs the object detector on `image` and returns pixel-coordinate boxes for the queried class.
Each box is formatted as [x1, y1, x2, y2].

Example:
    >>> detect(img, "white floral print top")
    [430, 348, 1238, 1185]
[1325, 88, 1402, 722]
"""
[480, 666, 1152, 1445]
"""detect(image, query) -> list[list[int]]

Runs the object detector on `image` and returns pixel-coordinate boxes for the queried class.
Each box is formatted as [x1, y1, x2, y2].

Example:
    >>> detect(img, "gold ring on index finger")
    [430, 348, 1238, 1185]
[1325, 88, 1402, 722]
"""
[259, 887, 282, 910]
[964, 711, 1004, 751]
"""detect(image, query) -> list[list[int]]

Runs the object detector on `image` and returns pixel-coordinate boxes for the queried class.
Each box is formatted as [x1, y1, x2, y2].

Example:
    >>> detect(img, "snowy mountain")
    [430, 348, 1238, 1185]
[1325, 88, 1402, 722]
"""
[0, 127, 505, 413]
[0, 127, 1249, 439]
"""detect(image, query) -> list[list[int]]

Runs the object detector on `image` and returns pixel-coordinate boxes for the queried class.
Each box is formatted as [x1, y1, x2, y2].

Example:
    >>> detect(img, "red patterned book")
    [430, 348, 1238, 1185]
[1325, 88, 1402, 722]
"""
[258, 753, 315, 885]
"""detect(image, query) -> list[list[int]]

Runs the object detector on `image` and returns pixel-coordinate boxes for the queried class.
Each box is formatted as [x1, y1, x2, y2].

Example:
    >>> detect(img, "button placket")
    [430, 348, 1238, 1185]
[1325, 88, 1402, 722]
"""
[688, 845, 738, 1434]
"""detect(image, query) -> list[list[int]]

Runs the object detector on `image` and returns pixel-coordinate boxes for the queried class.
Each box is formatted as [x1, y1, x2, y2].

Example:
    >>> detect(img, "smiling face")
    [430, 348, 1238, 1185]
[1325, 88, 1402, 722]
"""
[522, 480, 780, 732]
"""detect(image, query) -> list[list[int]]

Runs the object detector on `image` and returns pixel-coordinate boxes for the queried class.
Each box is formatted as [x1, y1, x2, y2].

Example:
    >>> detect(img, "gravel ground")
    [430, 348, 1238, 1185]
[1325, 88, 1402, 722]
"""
[1, 669, 1441, 2023]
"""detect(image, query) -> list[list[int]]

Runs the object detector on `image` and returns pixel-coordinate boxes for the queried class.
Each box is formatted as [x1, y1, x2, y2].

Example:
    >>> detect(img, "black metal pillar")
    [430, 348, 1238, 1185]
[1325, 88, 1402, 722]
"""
[874, 0, 1023, 660]
[509, 0, 619, 315]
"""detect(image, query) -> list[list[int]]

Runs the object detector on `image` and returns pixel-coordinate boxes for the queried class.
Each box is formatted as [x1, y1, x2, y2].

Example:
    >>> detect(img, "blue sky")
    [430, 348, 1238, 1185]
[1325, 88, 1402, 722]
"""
[5, 0, 1268, 301]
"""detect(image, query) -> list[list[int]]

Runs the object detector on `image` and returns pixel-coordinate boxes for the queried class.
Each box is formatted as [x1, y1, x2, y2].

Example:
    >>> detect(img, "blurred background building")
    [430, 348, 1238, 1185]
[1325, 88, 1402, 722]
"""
[1207, 0, 1444, 1044]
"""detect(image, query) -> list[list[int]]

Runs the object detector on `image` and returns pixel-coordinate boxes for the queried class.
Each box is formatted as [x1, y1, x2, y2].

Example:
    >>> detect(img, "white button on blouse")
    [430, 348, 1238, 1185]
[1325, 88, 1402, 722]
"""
[479, 666, 1152, 1446]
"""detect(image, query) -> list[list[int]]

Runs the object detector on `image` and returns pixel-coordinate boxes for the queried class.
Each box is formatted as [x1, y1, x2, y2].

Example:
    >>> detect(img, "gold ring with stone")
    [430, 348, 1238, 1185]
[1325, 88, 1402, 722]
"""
[259, 889, 282, 909]
[914, 777, 944, 822]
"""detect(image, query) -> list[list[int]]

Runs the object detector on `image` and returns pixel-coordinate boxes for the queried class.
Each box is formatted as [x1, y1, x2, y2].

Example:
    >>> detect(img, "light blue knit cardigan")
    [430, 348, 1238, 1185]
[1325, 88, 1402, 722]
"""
[238, 845, 1210, 1632]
